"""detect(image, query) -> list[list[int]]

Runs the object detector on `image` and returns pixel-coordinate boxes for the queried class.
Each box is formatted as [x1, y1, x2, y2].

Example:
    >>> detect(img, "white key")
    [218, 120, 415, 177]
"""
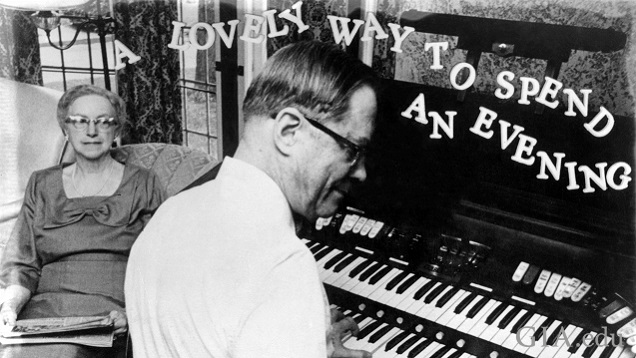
[392, 277, 431, 312]
[467, 300, 502, 337]
[362, 268, 402, 300]
[537, 324, 576, 358]
[362, 327, 402, 353]
[419, 285, 455, 321]
[429, 288, 466, 322]
[412, 341, 442, 358]
[526, 320, 562, 357]
[329, 257, 371, 288]
[374, 270, 409, 305]
[324, 256, 365, 285]
[435, 290, 470, 325]
[406, 281, 442, 315]
[478, 305, 514, 341]
[446, 294, 482, 330]
[368, 268, 404, 302]
[344, 322, 387, 350]
[372, 331, 413, 358]
[513, 314, 548, 354]
[460, 299, 498, 335]
[351, 264, 390, 296]
[502, 312, 539, 350]
[554, 326, 583, 358]
[491, 308, 528, 346]
[321, 253, 356, 282]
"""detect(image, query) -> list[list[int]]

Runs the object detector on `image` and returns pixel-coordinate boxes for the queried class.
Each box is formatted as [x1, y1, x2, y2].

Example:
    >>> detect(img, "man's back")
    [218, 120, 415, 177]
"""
[125, 158, 328, 358]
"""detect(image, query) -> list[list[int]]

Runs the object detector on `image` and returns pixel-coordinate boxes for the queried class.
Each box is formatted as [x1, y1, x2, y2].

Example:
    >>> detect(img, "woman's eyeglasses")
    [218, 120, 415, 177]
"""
[300, 113, 366, 167]
[65, 115, 118, 131]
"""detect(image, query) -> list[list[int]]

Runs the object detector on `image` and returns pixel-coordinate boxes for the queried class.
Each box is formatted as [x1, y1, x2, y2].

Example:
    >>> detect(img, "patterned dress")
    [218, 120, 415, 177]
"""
[0, 162, 165, 358]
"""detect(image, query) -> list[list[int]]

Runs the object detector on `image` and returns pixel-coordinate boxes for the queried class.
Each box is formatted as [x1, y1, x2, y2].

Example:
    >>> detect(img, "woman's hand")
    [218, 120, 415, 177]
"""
[1, 285, 31, 326]
[108, 310, 128, 336]
[0, 304, 17, 326]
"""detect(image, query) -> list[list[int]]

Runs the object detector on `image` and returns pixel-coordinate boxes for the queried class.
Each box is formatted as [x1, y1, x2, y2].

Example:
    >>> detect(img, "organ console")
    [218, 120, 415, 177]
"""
[300, 10, 635, 358]
[302, 206, 635, 358]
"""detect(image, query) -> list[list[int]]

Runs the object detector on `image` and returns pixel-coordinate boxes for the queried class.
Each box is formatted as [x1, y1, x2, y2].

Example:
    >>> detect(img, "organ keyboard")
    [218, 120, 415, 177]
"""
[302, 209, 636, 358]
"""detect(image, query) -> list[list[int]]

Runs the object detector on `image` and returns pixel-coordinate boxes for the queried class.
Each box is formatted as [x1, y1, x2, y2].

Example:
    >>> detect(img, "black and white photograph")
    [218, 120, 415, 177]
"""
[0, 0, 635, 357]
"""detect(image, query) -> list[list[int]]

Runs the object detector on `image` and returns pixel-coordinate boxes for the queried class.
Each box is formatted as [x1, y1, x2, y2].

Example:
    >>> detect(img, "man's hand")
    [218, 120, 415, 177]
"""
[328, 308, 372, 358]
[108, 310, 128, 336]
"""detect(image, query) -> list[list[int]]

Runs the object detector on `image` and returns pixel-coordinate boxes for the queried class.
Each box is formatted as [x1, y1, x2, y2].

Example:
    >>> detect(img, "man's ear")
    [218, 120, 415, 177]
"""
[273, 108, 302, 155]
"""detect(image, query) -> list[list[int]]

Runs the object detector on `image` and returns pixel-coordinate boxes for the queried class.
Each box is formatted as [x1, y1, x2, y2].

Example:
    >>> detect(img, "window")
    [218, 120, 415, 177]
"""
[176, 0, 219, 160]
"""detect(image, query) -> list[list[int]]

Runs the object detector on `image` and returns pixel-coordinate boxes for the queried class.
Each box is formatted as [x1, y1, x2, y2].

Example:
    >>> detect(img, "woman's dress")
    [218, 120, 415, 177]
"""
[0, 162, 165, 357]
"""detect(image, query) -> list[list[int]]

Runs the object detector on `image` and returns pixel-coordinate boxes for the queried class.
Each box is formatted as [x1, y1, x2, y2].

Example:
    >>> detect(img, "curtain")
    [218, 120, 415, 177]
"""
[0, 9, 42, 85]
[114, 0, 182, 144]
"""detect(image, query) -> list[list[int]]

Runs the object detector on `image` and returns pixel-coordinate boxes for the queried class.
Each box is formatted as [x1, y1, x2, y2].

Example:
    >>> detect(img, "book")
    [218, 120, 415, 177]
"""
[0, 316, 114, 347]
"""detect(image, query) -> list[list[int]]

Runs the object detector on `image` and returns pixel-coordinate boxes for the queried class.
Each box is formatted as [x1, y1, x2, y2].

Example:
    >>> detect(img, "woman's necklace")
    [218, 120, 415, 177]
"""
[72, 160, 115, 197]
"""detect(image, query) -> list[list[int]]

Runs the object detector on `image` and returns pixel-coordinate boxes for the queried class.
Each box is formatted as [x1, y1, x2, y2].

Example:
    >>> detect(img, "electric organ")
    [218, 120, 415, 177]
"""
[302, 10, 636, 358]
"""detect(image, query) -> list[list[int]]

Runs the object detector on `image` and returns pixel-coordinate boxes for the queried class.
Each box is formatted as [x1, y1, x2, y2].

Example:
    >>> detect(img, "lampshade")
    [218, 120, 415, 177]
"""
[0, 0, 89, 11]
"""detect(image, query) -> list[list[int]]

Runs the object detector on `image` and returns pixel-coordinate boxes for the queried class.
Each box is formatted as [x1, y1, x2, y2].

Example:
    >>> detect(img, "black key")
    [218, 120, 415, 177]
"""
[314, 246, 335, 261]
[429, 346, 451, 358]
[454, 292, 478, 314]
[368, 265, 393, 285]
[396, 335, 423, 354]
[484, 302, 507, 325]
[424, 284, 448, 304]
[352, 314, 367, 324]
[358, 262, 384, 282]
[598, 344, 615, 358]
[582, 334, 602, 358]
[384, 331, 410, 351]
[358, 320, 383, 339]
[568, 329, 590, 353]
[385, 271, 409, 291]
[333, 254, 357, 273]
[368, 324, 394, 344]
[498, 306, 522, 329]
[546, 322, 567, 346]
[448, 350, 464, 358]
[396, 274, 420, 294]
[324, 251, 348, 270]
[407, 339, 432, 358]
[533, 317, 555, 341]
[466, 297, 489, 319]
[309, 242, 325, 254]
[413, 280, 438, 300]
[511, 310, 534, 333]
[305, 240, 317, 249]
[348, 258, 373, 278]
[436, 287, 460, 308]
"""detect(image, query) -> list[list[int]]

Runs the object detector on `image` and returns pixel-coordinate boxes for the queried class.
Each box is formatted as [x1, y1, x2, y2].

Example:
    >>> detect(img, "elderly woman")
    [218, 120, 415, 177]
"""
[0, 85, 165, 357]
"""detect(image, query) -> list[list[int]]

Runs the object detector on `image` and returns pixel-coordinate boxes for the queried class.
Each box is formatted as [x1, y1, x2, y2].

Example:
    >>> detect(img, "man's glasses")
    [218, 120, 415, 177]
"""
[65, 115, 118, 131]
[301, 113, 366, 167]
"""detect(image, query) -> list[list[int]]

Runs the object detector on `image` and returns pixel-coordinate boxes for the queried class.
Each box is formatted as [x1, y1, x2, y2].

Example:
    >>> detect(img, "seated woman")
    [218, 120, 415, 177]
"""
[0, 85, 166, 357]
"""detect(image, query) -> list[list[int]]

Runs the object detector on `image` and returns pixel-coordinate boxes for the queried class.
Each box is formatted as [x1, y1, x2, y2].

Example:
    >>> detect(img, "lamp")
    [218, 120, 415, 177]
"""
[0, 0, 115, 90]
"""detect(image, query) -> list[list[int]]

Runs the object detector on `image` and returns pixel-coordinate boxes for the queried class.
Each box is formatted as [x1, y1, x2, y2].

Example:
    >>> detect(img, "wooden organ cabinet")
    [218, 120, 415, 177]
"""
[301, 10, 636, 358]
